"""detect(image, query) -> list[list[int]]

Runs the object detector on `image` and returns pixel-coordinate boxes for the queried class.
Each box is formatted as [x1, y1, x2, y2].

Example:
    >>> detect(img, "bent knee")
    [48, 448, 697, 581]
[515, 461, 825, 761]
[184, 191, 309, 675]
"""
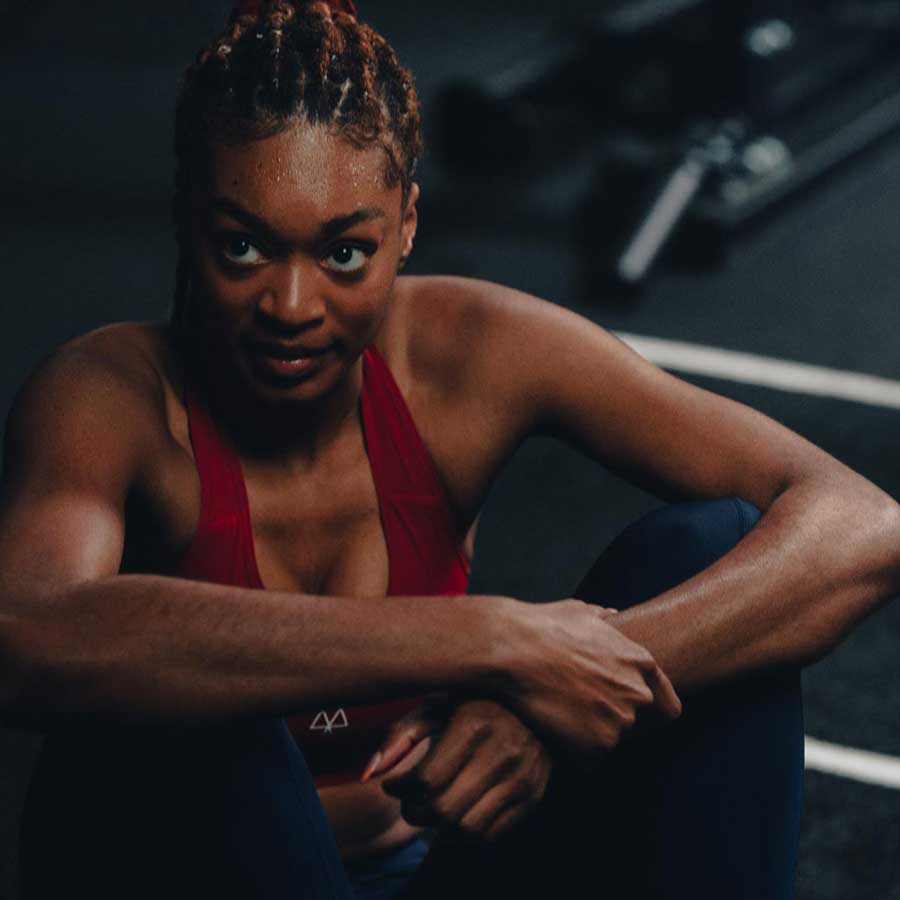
[576, 498, 761, 612]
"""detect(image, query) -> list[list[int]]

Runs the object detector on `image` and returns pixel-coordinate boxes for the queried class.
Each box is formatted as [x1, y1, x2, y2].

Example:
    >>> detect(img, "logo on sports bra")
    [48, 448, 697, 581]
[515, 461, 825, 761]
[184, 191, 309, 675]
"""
[310, 708, 349, 734]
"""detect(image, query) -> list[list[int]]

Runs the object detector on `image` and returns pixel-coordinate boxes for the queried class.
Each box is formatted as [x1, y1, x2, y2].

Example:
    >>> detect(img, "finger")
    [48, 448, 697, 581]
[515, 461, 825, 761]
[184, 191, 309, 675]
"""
[381, 746, 442, 798]
[361, 712, 441, 783]
[361, 723, 431, 783]
[456, 780, 529, 841]
[377, 734, 434, 788]
[484, 802, 531, 842]
[644, 661, 682, 720]
[417, 742, 506, 825]
[416, 734, 549, 833]
[417, 714, 489, 792]
[383, 706, 491, 798]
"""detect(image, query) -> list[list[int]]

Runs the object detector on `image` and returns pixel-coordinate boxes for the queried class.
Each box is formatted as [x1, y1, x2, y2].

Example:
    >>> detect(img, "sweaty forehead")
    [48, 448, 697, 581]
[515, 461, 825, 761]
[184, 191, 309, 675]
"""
[205, 123, 398, 222]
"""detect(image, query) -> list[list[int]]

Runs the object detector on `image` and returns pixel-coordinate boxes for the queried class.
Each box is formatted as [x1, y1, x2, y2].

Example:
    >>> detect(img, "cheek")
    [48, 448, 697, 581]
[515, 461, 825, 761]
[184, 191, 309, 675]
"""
[334, 268, 396, 338]
[191, 247, 257, 327]
[331, 289, 388, 347]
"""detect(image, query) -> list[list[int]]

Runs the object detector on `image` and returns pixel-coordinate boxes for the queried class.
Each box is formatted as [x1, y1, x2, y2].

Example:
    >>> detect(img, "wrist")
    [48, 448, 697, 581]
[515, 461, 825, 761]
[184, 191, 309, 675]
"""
[463, 594, 530, 703]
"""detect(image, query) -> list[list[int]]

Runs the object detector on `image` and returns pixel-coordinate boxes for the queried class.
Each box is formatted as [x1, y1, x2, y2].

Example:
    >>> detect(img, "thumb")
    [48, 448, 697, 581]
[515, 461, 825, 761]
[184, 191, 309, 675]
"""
[360, 702, 444, 783]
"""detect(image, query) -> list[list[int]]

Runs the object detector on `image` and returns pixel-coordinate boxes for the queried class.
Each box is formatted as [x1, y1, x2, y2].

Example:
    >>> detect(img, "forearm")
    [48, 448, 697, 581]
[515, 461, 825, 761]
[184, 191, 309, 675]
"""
[2, 574, 511, 728]
[612, 474, 900, 690]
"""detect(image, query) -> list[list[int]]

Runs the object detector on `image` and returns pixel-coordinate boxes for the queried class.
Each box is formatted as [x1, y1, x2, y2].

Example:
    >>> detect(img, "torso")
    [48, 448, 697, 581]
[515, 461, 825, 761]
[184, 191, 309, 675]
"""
[117, 275, 519, 859]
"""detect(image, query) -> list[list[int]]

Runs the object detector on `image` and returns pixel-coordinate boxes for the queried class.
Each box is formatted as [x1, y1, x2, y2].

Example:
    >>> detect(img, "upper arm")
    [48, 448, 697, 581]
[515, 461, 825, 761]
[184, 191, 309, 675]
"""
[0, 336, 162, 608]
[440, 278, 836, 511]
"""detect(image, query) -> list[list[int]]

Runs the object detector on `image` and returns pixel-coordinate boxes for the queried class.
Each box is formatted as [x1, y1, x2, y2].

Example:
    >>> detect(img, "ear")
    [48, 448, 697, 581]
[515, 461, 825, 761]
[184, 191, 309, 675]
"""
[398, 182, 419, 270]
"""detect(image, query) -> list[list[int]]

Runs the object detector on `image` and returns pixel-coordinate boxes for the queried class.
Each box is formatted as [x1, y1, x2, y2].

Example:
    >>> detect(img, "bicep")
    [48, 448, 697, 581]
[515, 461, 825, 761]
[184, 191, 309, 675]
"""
[480, 288, 830, 510]
[0, 346, 157, 606]
[0, 485, 125, 604]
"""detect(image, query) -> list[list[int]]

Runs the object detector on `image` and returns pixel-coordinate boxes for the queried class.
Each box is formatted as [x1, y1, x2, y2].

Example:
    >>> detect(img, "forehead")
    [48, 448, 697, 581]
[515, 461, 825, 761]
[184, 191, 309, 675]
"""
[204, 123, 399, 221]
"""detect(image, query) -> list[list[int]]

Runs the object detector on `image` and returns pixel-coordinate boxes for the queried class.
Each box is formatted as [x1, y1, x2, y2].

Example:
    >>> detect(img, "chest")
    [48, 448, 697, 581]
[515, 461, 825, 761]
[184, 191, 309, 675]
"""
[128, 344, 490, 593]
[244, 451, 389, 598]
[125, 418, 389, 598]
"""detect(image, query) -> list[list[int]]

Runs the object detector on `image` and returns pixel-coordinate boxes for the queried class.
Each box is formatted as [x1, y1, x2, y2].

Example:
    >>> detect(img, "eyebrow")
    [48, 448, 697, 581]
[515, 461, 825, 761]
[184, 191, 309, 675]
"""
[210, 197, 386, 245]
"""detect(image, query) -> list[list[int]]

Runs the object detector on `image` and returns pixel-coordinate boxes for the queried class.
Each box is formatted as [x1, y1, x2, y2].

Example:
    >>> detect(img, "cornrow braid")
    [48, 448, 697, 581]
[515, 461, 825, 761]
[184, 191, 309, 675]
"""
[267, 5, 294, 92]
[170, 0, 422, 327]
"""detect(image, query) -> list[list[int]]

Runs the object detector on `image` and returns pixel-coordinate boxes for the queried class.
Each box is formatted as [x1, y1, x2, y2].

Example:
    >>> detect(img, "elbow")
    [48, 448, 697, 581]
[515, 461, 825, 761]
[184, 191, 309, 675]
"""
[808, 490, 900, 659]
[854, 487, 900, 584]
[876, 494, 900, 589]
[826, 473, 900, 584]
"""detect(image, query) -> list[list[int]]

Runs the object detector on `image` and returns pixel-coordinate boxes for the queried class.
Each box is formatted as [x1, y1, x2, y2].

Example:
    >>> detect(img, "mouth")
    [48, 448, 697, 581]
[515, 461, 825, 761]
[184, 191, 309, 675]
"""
[243, 339, 334, 384]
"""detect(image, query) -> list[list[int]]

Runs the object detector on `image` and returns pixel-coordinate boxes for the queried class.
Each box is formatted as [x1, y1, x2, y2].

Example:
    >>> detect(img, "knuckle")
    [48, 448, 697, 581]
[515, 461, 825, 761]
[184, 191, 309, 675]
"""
[416, 767, 437, 794]
[606, 701, 635, 730]
[632, 677, 653, 701]
[431, 798, 452, 824]
[503, 735, 527, 763]
[466, 718, 492, 744]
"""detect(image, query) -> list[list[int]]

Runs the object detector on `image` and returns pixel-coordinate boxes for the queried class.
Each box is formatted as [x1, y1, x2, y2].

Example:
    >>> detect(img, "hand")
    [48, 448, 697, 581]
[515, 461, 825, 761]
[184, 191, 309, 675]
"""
[505, 599, 682, 761]
[362, 698, 552, 842]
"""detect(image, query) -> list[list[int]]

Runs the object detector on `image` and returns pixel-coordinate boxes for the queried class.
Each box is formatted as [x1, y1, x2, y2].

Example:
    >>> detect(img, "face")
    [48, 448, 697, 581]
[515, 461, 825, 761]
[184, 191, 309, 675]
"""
[188, 122, 418, 409]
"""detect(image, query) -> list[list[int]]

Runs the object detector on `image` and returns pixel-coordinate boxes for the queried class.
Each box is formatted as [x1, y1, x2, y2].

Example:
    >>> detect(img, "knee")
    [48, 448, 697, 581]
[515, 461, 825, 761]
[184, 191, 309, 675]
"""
[575, 498, 761, 612]
[621, 497, 760, 564]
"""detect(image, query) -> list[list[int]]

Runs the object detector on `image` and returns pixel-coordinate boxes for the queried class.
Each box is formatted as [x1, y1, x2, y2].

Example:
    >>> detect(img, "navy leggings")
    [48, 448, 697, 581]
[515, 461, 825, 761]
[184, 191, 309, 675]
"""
[19, 499, 803, 899]
[402, 498, 803, 898]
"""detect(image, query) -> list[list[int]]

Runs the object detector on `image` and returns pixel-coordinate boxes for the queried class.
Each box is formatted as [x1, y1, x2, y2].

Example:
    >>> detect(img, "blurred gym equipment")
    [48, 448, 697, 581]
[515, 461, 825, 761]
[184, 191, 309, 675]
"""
[435, 1, 900, 286]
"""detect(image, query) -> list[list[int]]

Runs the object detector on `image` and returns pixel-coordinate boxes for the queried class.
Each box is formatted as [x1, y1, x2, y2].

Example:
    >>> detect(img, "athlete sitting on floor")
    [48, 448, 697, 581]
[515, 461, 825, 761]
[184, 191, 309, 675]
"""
[2, 1, 899, 898]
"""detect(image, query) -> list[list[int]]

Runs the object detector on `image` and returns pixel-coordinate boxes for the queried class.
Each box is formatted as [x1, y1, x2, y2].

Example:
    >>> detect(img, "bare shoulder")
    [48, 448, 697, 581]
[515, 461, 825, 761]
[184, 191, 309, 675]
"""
[380, 277, 576, 523]
[387, 274, 559, 396]
[3, 322, 179, 489]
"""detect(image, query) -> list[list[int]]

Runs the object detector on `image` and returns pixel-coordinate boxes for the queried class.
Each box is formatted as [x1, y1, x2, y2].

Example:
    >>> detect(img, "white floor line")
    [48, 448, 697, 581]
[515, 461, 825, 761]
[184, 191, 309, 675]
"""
[615, 332, 900, 411]
[805, 737, 900, 790]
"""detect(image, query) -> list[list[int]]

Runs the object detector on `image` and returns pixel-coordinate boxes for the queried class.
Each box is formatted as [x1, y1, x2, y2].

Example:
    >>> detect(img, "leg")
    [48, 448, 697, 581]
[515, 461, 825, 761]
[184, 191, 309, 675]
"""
[406, 498, 803, 899]
[20, 717, 354, 899]
[571, 497, 803, 899]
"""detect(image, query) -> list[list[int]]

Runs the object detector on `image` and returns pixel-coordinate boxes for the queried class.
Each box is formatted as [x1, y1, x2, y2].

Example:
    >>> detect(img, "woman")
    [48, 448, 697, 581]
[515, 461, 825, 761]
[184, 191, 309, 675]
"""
[3, 1, 899, 898]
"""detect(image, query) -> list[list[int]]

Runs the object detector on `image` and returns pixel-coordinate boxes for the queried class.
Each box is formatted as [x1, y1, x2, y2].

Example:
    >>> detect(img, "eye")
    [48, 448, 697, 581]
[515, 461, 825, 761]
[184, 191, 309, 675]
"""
[220, 236, 265, 266]
[323, 244, 370, 274]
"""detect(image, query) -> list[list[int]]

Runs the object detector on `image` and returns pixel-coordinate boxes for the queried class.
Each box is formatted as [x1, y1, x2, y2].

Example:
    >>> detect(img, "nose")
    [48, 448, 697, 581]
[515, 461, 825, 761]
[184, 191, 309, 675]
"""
[256, 260, 325, 331]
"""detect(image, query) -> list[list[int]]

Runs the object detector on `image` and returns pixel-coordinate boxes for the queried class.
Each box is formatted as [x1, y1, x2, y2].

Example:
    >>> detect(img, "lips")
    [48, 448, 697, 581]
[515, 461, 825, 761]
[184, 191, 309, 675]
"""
[244, 339, 334, 383]
[247, 340, 333, 360]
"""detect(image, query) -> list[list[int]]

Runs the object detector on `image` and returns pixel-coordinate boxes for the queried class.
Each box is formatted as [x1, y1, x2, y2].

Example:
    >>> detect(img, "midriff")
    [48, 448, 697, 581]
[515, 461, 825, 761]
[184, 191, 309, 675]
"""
[320, 727, 432, 860]
[321, 782, 424, 861]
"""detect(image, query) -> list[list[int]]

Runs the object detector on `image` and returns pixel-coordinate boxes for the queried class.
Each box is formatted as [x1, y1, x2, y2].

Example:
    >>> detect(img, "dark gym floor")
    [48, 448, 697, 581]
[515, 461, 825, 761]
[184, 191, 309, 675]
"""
[3, 2, 900, 897]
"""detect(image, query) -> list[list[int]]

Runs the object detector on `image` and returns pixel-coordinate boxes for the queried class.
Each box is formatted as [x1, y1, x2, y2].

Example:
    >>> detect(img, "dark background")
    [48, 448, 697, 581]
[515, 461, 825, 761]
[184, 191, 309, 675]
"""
[3, 1, 900, 897]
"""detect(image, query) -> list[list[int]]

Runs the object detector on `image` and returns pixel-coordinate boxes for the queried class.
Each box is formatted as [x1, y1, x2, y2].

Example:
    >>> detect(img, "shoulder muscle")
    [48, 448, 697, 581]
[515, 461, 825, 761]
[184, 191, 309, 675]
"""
[1, 326, 169, 588]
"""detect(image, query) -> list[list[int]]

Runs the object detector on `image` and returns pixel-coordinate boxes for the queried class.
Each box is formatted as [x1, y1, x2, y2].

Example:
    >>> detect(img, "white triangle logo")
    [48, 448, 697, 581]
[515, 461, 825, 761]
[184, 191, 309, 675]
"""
[310, 708, 349, 734]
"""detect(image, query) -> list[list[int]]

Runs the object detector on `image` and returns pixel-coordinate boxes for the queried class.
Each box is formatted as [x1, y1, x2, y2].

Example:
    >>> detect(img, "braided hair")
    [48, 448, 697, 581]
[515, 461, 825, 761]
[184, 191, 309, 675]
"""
[171, 0, 423, 326]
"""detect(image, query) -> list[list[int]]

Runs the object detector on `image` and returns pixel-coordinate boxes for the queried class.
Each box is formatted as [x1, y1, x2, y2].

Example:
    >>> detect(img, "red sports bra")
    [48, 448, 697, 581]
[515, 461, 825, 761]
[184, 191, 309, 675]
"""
[171, 345, 471, 786]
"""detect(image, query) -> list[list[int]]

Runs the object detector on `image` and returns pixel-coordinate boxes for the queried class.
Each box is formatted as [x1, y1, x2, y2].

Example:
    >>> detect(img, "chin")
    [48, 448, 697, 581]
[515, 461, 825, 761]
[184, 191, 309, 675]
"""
[241, 348, 352, 407]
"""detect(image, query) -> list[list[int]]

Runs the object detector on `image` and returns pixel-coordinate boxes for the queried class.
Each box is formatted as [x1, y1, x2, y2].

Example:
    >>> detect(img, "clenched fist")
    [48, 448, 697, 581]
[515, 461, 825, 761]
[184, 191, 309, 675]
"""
[362, 698, 552, 842]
